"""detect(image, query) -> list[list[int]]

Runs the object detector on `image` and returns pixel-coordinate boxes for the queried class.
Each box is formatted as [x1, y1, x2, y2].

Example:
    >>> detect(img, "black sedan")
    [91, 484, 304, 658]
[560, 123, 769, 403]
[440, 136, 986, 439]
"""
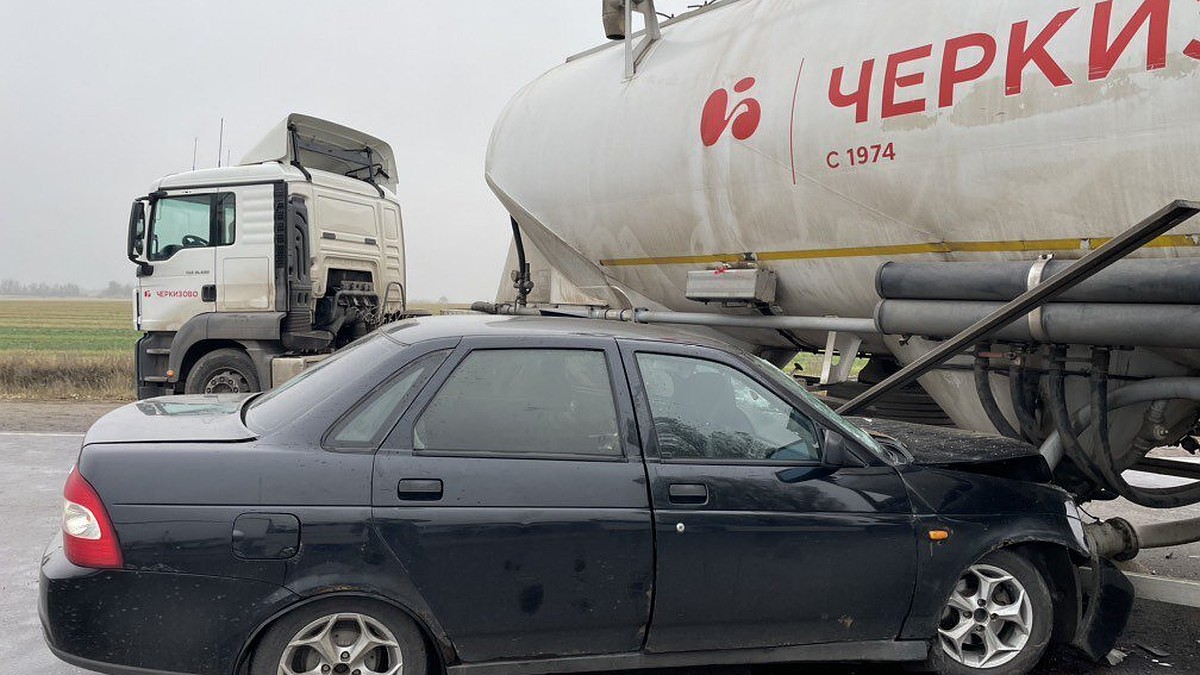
[41, 315, 1128, 675]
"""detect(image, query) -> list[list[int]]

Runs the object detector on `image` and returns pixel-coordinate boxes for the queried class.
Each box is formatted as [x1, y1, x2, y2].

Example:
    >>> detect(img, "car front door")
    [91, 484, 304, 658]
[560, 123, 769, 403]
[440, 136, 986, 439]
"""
[371, 336, 654, 664]
[618, 340, 918, 653]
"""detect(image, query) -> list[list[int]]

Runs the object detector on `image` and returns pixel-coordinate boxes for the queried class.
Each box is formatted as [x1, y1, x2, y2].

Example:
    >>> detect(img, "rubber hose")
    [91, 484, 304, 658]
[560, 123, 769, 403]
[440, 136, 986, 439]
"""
[974, 351, 1021, 439]
[1039, 377, 1200, 508]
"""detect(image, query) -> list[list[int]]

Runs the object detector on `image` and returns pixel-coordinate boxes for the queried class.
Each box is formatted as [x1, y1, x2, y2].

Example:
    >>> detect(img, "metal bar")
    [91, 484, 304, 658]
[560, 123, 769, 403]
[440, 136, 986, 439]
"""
[469, 302, 877, 334]
[628, 310, 876, 333]
[838, 200, 1200, 415]
[1133, 457, 1200, 481]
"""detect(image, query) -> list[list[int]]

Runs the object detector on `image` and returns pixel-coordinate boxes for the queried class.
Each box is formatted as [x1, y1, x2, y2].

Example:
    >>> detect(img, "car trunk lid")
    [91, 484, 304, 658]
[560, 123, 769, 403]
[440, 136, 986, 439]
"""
[84, 394, 257, 444]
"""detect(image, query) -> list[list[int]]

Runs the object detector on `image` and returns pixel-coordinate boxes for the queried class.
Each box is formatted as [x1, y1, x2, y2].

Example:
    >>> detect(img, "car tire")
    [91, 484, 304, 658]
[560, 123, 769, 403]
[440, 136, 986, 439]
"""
[250, 597, 429, 675]
[925, 549, 1053, 675]
[184, 348, 261, 395]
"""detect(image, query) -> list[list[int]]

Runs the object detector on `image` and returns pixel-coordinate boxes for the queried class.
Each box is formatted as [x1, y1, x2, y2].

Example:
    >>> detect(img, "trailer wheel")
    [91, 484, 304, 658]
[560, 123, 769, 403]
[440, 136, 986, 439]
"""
[926, 549, 1053, 675]
[184, 348, 261, 395]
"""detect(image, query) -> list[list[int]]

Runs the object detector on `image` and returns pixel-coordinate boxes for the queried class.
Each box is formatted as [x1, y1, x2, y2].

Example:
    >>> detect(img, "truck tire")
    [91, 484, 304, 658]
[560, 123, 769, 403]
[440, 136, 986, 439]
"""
[184, 348, 261, 395]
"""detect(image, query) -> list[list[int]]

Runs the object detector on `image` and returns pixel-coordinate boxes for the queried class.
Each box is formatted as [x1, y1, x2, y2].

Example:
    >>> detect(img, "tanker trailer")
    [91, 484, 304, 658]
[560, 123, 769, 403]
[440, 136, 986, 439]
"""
[482, 0, 1200, 517]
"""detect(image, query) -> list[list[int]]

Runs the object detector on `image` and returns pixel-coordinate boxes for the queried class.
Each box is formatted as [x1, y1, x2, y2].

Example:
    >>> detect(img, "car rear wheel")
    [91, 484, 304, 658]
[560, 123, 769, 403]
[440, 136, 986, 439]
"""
[184, 348, 260, 395]
[927, 550, 1053, 675]
[250, 598, 429, 675]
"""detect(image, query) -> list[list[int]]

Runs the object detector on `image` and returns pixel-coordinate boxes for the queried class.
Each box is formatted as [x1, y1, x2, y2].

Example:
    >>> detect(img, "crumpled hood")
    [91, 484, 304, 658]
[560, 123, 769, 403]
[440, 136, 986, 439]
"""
[849, 417, 1052, 482]
[84, 394, 257, 444]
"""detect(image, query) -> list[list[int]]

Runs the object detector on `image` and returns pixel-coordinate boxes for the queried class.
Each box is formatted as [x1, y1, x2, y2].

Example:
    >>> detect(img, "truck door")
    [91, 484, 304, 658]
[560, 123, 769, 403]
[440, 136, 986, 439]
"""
[618, 340, 918, 653]
[371, 336, 653, 663]
[213, 184, 275, 312]
[137, 191, 228, 332]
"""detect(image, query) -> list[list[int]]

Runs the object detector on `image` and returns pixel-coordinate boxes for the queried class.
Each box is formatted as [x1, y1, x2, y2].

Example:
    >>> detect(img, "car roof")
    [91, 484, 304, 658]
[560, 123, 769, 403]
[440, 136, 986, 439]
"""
[380, 313, 739, 352]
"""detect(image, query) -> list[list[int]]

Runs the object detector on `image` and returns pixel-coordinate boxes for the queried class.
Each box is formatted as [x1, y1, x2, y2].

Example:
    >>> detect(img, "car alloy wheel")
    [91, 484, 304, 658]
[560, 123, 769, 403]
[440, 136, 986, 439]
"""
[937, 563, 1034, 669]
[279, 612, 403, 675]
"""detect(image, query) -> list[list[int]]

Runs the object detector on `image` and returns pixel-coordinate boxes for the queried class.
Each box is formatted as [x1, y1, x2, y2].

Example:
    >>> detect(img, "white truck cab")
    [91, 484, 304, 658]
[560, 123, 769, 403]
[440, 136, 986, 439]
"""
[127, 114, 407, 398]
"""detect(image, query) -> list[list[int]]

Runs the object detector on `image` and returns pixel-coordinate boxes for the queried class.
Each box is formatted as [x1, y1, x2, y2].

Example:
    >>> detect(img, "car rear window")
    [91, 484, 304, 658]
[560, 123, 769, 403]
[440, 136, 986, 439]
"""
[245, 332, 396, 433]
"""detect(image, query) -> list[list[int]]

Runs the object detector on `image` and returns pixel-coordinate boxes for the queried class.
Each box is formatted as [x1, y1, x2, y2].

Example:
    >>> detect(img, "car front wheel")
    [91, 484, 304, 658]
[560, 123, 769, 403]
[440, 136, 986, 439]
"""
[251, 598, 429, 675]
[927, 549, 1053, 675]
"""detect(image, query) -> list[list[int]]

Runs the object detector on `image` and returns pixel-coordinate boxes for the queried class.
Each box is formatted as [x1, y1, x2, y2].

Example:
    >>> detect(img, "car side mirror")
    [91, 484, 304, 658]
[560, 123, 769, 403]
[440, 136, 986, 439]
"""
[821, 429, 863, 468]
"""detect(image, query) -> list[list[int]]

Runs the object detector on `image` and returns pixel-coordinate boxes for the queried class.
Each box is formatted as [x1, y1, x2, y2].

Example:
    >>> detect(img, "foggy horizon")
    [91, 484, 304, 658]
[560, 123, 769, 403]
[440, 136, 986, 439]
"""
[0, 1, 698, 302]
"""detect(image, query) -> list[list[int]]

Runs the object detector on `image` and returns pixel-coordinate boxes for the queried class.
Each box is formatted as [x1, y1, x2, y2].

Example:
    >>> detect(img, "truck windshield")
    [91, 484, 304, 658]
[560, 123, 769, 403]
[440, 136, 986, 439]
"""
[747, 356, 890, 461]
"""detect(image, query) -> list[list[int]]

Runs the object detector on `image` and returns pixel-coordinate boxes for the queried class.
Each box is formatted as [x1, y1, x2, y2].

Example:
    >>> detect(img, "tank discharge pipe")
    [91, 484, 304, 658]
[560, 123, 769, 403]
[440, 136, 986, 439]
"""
[1086, 516, 1200, 560]
[469, 303, 878, 334]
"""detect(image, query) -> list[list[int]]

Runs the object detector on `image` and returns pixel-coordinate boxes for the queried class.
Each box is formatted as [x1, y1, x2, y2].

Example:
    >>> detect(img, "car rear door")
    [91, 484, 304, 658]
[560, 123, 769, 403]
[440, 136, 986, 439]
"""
[618, 339, 918, 653]
[371, 335, 654, 664]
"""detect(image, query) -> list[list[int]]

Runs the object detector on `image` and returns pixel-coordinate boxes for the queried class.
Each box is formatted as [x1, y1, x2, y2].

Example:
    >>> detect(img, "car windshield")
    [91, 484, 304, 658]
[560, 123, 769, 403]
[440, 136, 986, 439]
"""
[244, 332, 396, 433]
[747, 356, 891, 461]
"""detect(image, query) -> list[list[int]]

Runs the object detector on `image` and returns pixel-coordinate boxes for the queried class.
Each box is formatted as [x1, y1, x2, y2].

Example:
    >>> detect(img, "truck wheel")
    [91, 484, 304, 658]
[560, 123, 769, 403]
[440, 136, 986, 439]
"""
[184, 348, 261, 395]
[250, 598, 428, 675]
[926, 549, 1053, 675]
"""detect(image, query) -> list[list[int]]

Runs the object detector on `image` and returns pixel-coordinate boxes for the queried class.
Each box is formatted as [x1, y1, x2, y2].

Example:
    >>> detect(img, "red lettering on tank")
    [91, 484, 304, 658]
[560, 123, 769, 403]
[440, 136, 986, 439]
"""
[1006, 9, 1078, 95]
[882, 45, 933, 118]
[939, 33, 998, 108]
[828, 60, 875, 124]
[1186, 40, 1200, 60]
[700, 77, 762, 147]
[1089, 0, 1169, 80]
[824, 1, 1181, 123]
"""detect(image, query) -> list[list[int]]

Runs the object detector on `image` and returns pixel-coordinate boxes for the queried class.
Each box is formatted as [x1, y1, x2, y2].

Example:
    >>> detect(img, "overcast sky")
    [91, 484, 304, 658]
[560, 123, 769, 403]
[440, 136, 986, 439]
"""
[0, 1, 695, 301]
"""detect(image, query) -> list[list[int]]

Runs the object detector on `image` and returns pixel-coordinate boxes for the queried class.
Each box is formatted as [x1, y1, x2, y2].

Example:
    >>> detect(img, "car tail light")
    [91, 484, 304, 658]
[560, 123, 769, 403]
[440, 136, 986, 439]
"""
[62, 466, 123, 569]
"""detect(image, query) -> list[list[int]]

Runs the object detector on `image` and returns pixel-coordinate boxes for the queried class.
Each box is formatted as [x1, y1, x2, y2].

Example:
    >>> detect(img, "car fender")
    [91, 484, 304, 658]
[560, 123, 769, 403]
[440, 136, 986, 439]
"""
[233, 589, 452, 675]
[263, 519, 459, 671]
[898, 511, 1089, 641]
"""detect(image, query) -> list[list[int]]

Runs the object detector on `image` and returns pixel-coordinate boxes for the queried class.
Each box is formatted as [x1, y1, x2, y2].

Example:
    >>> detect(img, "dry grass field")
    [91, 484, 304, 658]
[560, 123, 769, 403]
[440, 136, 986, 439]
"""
[0, 299, 138, 400]
[0, 298, 850, 401]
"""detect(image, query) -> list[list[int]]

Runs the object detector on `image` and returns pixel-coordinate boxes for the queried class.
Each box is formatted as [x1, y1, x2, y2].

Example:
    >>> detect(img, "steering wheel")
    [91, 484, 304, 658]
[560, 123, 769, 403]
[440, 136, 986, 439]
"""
[181, 234, 209, 247]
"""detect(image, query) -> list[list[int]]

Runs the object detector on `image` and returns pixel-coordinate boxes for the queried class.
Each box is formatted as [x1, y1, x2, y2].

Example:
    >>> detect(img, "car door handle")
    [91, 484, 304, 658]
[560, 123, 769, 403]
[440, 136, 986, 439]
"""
[397, 479, 443, 501]
[668, 483, 708, 505]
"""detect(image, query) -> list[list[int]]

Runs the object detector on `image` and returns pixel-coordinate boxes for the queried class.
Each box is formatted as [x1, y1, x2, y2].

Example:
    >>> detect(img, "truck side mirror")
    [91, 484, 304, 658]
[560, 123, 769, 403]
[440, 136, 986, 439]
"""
[127, 200, 153, 276]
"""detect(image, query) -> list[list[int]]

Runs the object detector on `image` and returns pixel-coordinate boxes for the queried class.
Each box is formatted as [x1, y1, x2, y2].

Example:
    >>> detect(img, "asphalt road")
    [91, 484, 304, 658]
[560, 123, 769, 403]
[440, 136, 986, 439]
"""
[2, 402, 1197, 675]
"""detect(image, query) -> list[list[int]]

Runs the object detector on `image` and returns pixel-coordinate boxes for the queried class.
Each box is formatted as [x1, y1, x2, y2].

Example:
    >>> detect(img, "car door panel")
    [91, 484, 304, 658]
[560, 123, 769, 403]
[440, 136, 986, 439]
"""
[648, 462, 916, 652]
[371, 336, 654, 663]
[617, 340, 918, 653]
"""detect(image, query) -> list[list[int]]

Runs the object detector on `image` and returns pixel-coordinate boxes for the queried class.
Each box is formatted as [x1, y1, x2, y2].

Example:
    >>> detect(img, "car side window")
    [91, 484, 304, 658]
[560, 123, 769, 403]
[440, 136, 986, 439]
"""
[413, 349, 621, 457]
[327, 350, 450, 449]
[635, 353, 822, 462]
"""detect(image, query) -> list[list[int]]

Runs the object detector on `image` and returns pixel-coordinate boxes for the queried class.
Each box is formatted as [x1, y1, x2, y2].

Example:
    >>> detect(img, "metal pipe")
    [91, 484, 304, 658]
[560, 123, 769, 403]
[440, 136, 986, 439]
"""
[471, 302, 878, 334]
[877, 258, 1200, 304]
[876, 300, 1200, 349]
[1086, 516, 1200, 560]
[628, 310, 877, 333]
[1137, 516, 1200, 549]
[602, 0, 626, 39]
[839, 201, 1200, 415]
